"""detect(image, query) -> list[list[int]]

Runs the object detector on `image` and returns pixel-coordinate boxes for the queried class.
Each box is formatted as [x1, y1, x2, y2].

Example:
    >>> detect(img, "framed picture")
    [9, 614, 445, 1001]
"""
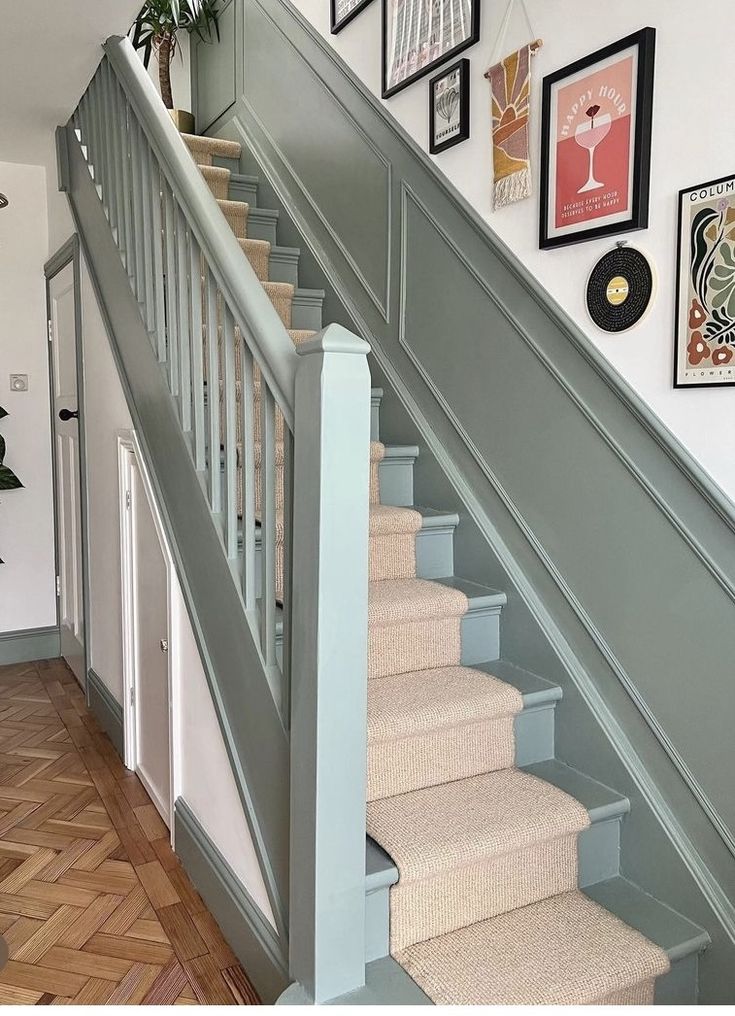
[539, 27, 656, 250]
[674, 174, 735, 389]
[429, 59, 469, 154]
[383, 0, 480, 99]
[331, 0, 375, 34]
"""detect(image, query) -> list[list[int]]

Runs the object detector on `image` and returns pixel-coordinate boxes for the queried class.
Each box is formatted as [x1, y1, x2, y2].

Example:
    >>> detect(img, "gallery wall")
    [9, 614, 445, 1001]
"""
[293, 0, 735, 501]
[0, 161, 56, 636]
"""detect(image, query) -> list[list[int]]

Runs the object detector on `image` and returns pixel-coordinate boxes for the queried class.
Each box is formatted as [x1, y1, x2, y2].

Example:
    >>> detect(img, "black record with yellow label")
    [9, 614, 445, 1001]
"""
[585, 245, 655, 332]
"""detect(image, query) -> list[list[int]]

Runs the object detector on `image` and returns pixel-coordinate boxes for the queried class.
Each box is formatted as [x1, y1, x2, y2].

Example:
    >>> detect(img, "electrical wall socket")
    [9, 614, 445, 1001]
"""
[9, 374, 28, 392]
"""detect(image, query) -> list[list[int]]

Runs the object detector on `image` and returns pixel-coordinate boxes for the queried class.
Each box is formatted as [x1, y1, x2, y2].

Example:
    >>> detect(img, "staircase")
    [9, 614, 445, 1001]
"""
[60, 36, 710, 1006]
[179, 134, 709, 1004]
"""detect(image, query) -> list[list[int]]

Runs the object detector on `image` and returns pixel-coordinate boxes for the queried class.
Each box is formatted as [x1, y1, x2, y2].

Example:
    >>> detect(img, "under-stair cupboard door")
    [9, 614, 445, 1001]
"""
[48, 259, 85, 685]
[129, 457, 172, 825]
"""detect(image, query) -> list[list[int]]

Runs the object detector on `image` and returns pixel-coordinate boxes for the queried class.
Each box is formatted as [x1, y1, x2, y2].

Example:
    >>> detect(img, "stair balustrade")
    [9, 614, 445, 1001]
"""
[64, 35, 371, 1003]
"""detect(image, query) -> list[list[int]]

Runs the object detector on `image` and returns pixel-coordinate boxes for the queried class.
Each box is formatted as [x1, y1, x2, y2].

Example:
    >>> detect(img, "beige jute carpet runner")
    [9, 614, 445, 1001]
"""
[184, 133, 670, 1005]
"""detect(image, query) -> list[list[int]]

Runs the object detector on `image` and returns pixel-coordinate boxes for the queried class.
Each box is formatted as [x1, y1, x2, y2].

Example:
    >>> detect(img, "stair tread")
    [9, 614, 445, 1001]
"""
[182, 132, 242, 158]
[585, 876, 710, 961]
[368, 578, 468, 626]
[476, 659, 561, 706]
[368, 665, 523, 743]
[216, 197, 249, 214]
[366, 768, 590, 883]
[394, 888, 671, 1005]
[198, 164, 230, 180]
[522, 760, 629, 822]
[434, 576, 507, 610]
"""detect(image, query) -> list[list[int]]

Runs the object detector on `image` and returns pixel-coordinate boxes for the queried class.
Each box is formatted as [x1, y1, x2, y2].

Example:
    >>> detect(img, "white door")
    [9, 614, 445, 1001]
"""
[129, 457, 171, 825]
[49, 262, 85, 684]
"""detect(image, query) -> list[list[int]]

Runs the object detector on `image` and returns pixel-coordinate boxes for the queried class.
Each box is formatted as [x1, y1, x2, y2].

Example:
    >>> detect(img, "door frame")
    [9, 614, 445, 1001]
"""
[44, 235, 91, 688]
[118, 431, 175, 827]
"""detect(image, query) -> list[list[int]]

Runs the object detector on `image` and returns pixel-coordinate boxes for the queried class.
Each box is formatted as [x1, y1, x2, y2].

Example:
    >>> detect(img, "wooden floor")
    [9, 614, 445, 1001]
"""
[0, 658, 260, 1004]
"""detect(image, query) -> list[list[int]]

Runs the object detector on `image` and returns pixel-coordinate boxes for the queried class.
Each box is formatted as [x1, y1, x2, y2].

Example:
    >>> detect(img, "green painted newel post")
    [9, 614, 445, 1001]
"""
[0, 405, 23, 565]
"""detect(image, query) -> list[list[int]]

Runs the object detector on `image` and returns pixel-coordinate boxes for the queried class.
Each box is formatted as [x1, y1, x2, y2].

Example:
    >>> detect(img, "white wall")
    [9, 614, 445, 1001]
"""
[171, 582, 275, 925]
[80, 257, 133, 701]
[294, 0, 735, 501]
[0, 161, 56, 634]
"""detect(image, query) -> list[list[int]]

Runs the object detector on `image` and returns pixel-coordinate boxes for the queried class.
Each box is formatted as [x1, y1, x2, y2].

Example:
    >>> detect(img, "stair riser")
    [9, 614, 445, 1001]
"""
[223, 206, 248, 237]
[389, 833, 579, 951]
[291, 293, 323, 332]
[368, 715, 516, 801]
[578, 816, 621, 888]
[203, 173, 230, 200]
[247, 209, 278, 244]
[211, 155, 241, 173]
[460, 607, 501, 666]
[378, 457, 415, 507]
[364, 816, 627, 964]
[268, 249, 300, 287]
[369, 617, 460, 680]
[514, 703, 555, 766]
[415, 525, 455, 580]
[229, 175, 259, 205]
[655, 953, 698, 1004]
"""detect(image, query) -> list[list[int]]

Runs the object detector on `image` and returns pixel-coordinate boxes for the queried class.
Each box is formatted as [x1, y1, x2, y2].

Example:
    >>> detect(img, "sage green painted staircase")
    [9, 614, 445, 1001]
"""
[189, 134, 709, 1005]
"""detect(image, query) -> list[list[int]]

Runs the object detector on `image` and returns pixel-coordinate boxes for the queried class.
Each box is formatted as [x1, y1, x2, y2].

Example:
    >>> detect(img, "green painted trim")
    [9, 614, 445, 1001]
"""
[173, 798, 289, 1003]
[0, 627, 60, 666]
[86, 668, 124, 756]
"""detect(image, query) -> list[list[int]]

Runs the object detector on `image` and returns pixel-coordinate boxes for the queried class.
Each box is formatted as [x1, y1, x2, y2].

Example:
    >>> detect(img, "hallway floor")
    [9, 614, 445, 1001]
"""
[0, 658, 259, 1004]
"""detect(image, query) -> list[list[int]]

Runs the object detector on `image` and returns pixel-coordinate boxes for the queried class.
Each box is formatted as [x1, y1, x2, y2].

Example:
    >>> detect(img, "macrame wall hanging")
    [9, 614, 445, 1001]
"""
[484, 0, 542, 209]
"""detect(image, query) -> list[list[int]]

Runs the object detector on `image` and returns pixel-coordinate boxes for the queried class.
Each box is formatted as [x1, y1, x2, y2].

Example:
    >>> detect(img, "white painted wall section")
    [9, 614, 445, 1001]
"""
[0, 161, 55, 634]
[171, 583, 276, 926]
[79, 256, 133, 702]
[293, 0, 735, 501]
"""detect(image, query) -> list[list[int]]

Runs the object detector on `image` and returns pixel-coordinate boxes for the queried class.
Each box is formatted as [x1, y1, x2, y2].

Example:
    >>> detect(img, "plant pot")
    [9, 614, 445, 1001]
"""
[168, 109, 195, 134]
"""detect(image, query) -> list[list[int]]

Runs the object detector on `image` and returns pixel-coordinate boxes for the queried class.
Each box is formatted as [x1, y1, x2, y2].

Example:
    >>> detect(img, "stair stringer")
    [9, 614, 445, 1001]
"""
[59, 121, 291, 945]
[199, 80, 735, 1009]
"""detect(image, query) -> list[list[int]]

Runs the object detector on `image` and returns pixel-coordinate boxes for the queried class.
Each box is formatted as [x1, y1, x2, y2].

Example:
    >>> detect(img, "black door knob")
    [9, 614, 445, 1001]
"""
[58, 408, 79, 422]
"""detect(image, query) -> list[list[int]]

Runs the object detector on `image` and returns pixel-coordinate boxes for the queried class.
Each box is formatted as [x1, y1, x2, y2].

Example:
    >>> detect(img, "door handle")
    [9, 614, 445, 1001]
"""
[58, 408, 79, 422]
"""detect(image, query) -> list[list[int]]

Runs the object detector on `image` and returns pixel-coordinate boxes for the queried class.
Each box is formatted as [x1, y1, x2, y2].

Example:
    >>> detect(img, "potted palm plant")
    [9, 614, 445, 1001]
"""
[131, 0, 220, 133]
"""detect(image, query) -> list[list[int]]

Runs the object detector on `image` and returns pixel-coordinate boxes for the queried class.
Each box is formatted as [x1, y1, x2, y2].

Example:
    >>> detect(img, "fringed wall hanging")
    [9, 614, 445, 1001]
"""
[484, 0, 542, 209]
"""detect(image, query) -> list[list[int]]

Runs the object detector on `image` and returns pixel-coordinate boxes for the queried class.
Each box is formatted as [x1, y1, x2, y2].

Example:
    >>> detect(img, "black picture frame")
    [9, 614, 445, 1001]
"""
[429, 59, 470, 154]
[330, 0, 376, 34]
[539, 27, 656, 250]
[673, 173, 735, 390]
[382, 0, 480, 99]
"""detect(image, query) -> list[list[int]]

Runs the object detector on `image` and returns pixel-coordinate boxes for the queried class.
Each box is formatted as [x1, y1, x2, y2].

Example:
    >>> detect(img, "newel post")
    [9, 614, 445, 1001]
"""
[288, 325, 371, 1003]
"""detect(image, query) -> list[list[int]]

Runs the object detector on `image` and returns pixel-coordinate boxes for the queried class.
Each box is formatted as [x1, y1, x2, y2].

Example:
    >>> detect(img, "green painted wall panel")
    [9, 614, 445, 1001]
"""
[194, 0, 735, 998]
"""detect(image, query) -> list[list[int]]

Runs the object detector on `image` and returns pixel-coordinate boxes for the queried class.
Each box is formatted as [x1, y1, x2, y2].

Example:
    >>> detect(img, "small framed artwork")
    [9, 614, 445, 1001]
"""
[383, 0, 480, 99]
[331, 0, 375, 34]
[539, 27, 656, 250]
[429, 59, 470, 154]
[674, 174, 735, 389]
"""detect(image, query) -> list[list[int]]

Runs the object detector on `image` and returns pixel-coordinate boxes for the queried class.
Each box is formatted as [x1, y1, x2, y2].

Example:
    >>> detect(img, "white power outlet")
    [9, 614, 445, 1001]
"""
[9, 374, 28, 392]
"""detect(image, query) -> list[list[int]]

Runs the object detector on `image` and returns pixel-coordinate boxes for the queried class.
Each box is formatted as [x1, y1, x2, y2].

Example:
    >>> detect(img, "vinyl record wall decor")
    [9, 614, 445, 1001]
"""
[585, 242, 656, 332]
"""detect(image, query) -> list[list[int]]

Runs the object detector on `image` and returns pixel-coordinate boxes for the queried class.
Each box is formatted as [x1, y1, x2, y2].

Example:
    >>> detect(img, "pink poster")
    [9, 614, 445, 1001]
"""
[539, 30, 655, 249]
[553, 57, 633, 230]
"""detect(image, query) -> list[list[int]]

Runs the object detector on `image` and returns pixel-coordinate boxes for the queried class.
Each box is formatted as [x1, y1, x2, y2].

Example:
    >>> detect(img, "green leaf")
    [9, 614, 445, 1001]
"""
[0, 464, 22, 491]
[0, 405, 7, 421]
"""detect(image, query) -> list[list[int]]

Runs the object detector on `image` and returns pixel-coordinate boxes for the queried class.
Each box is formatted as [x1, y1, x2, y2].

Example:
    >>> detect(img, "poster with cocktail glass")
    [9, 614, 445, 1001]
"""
[539, 28, 655, 250]
[382, 0, 479, 99]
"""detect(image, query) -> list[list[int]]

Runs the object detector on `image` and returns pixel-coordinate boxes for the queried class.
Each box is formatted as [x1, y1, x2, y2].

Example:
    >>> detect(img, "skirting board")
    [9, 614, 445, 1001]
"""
[86, 667, 124, 757]
[173, 798, 289, 1002]
[0, 626, 60, 666]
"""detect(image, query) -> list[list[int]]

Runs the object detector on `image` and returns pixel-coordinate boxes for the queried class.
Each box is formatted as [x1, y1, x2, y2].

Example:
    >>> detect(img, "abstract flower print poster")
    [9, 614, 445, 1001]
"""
[540, 29, 655, 248]
[675, 176, 735, 388]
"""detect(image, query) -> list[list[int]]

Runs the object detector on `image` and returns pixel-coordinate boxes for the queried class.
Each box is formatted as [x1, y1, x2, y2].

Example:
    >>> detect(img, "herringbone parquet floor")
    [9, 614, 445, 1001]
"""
[0, 657, 260, 1004]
